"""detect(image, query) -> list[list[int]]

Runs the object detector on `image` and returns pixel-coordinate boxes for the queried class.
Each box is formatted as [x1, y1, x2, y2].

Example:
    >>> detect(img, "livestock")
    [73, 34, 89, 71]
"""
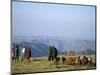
[54, 57, 60, 65]
[62, 56, 66, 64]
[75, 56, 82, 65]
[81, 56, 88, 65]
[88, 57, 92, 64]
[66, 56, 76, 65]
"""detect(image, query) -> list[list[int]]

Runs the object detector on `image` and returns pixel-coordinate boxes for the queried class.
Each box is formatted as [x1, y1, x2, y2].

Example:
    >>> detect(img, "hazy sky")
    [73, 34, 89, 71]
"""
[12, 1, 96, 40]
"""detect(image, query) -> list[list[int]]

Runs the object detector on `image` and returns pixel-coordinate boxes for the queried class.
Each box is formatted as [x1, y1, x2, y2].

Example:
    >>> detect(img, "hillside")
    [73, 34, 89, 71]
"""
[12, 36, 96, 57]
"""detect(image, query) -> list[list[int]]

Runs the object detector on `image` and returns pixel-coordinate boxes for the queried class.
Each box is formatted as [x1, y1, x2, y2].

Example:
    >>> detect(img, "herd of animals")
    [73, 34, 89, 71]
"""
[54, 56, 93, 65]
[48, 46, 94, 66]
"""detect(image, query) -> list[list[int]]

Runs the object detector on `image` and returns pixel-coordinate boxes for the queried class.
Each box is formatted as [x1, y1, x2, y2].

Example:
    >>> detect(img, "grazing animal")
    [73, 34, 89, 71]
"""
[75, 56, 82, 65]
[81, 56, 88, 65]
[54, 57, 60, 65]
[55, 57, 60, 62]
[66, 56, 76, 65]
[88, 57, 92, 64]
[62, 56, 66, 64]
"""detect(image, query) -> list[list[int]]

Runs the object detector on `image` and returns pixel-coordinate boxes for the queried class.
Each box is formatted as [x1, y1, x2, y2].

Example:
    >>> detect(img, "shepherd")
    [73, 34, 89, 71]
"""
[20, 47, 26, 64]
[26, 48, 31, 64]
[13, 45, 20, 63]
[48, 46, 53, 61]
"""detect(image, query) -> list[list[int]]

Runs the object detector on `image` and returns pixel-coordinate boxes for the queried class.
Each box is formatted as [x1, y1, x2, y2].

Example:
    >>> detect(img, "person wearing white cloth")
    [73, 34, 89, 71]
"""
[20, 47, 26, 64]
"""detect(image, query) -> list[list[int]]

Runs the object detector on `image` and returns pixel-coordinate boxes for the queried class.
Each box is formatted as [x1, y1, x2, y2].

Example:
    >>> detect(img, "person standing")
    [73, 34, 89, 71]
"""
[12, 45, 16, 63]
[53, 46, 58, 60]
[12, 45, 14, 62]
[20, 47, 26, 64]
[11, 45, 19, 63]
[48, 46, 53, 61]
[16, 45, 20, 62]
[26, 48, 31, 64]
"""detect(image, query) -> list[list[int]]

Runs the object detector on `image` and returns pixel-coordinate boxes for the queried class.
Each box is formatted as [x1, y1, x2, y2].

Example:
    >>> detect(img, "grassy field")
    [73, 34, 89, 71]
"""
[11, 55, 96, 74]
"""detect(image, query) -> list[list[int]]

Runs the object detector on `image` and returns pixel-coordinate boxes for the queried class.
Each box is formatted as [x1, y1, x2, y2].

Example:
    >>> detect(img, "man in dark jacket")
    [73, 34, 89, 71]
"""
[53, 46, 58, 60]
[16, 45, 20, 62]
[48, 46, 53, 61]
[48, 45, 58, 61]
[13, 45, 20, 63]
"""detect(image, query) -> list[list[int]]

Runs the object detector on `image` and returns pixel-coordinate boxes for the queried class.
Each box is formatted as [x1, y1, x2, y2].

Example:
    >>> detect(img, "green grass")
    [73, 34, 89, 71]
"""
[11, 55, 96, 74]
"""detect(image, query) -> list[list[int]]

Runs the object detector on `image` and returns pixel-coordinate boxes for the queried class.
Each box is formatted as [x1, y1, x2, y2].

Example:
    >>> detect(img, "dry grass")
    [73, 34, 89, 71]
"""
[11, 55, 96, 74]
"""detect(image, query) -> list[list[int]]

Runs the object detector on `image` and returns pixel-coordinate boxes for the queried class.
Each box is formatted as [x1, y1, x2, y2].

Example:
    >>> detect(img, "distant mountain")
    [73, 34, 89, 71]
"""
[12, 41, 49, 57]
[78, 49, 96, 55]
[12, 36, 96, 57]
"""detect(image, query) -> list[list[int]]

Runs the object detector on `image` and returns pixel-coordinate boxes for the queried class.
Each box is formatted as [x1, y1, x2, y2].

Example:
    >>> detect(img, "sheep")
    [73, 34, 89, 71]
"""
[54, 57, 60, 65]
[60, 56, 93, 65]
[88, 57, 92, 64]
[62, 56, 66, 64]
[81, 56, 88, 65]
[75, 56, 92, 65]
[66, 56, 76, 65]
[75, 56, 82, 65]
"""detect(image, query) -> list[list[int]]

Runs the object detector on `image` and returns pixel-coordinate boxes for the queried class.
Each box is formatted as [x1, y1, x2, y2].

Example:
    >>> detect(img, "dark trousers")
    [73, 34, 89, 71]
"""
[48, 55, 53, 61]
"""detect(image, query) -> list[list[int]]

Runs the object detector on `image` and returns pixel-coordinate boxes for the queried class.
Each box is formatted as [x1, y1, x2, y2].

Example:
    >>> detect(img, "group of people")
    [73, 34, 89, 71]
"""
[48, 46, 58, 61]
[12, 44, 58, 63]
[12, 45, 31, 64]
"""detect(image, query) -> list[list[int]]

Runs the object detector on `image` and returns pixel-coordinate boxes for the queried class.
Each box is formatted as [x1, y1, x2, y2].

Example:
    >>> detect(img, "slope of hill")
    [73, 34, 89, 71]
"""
[12, 36, 96, 57]
[12, 42, 49, 57]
